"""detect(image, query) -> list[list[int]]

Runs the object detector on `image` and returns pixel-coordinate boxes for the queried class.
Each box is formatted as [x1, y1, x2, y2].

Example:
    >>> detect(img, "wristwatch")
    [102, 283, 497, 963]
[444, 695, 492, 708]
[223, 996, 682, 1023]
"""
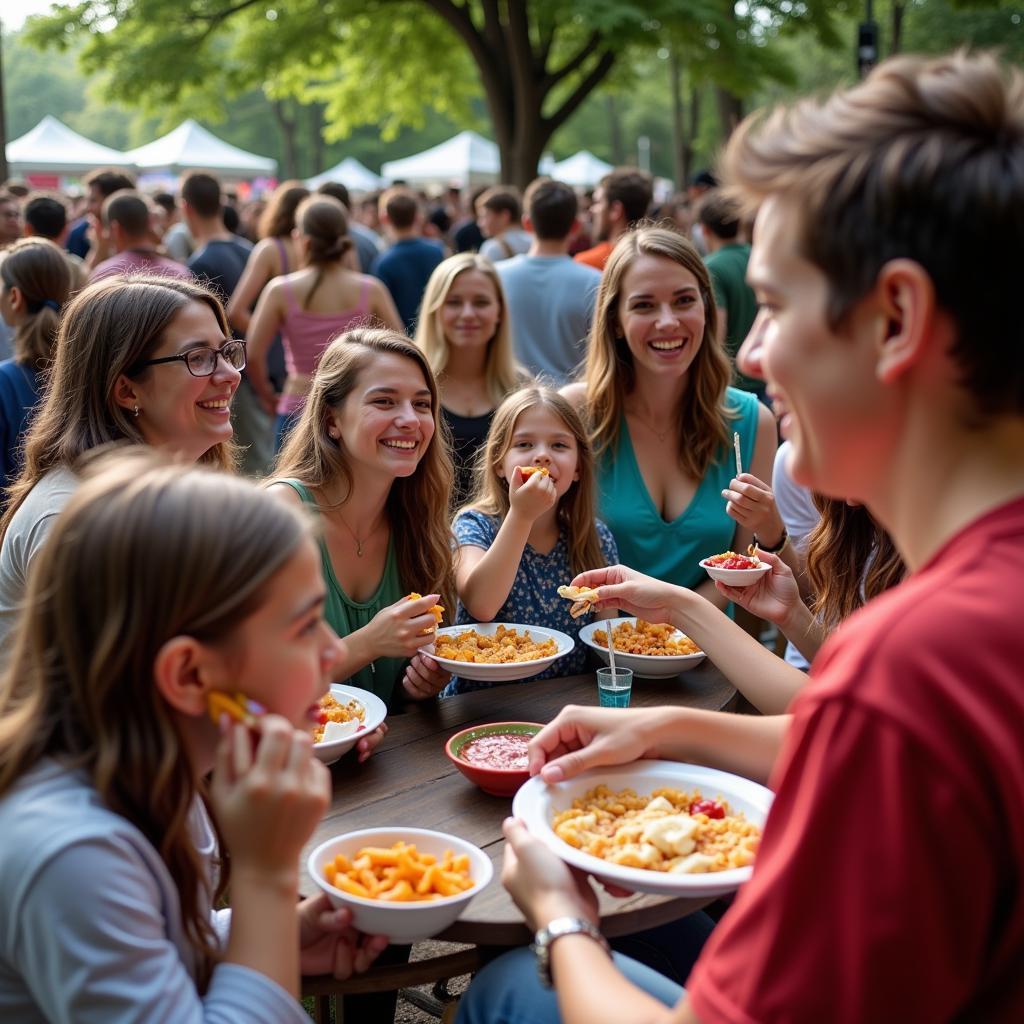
[753, 526, 788, 554]
[532, 916, 611, 988]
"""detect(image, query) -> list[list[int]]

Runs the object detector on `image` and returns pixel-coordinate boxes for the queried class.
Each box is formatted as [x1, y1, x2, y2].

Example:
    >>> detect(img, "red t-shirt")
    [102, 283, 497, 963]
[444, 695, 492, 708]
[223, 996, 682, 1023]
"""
[573, 241, 613, 272]
[688, 497, 1024, 1023]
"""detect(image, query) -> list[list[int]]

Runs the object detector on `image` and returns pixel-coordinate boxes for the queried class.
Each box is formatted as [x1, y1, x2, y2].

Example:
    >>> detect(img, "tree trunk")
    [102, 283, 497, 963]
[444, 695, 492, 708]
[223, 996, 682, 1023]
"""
[607, 94, 625, 165]
[669, 51, 685, 191]
[271, 99, 299, 179]
[715, 87, 743, 144]
[891, 2, 905, 54]
[0, 25, 8, 184]
[307, 103, 325, 177]
[684, 86, 701, 186]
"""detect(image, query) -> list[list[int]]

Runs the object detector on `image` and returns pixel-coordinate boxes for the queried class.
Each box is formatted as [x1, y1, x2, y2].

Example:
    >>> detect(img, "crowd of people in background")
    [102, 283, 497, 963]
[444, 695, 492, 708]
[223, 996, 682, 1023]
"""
[1, 48, 1021, 1024]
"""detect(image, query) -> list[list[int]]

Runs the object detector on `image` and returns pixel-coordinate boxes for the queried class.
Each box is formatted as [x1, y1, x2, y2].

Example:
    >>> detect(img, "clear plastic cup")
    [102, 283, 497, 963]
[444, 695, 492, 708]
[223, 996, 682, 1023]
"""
[597, 667, 633, 708]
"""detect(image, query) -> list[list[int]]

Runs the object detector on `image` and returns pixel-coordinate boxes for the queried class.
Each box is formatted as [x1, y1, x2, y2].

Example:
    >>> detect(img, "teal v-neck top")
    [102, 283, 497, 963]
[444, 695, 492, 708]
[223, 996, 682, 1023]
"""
[278, 479, 406, 707]
[597, 387, 761, 591]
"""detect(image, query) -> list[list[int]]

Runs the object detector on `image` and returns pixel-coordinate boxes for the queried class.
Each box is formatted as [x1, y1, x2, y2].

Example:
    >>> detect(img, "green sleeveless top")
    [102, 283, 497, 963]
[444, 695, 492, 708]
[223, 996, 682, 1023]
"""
[278, 479, 406, 708]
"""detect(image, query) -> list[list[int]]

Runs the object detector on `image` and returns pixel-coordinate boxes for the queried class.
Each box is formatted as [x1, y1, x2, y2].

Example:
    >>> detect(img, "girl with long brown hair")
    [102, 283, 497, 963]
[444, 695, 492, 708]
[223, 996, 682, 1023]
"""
[450, 386, 617, 692]
[0, 238, 72, 489]
[268, 327, 456, 718]
[0, 274, 241, 650]
[247, 195, 402, 448]
[563, 226, 780, 606]
[0, 449, 386, 1019]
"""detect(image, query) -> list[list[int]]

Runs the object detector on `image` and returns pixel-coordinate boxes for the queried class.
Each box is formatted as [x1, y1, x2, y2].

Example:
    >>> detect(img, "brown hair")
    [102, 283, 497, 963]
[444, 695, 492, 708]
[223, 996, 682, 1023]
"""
[696, 190, 741, 241]
[379, 187, 419, 231]
[271, 328, 456, 613]
[0, 447, 312, 990]
[477, 186, 521, 224]
[722, 50, 1024, 417]
[257, 180, 310, 240]
[805, 497, 905, 631]
[1, 276, 236, 538]
[83, 168, 135, 196]
[102, 190, 151, 237]
[0, 238, 72, 367]
[181, 173, 222, 219]
[463, 386, 606, 577]
[600, 168, 653, 224]
[582, 225, 734, 479]
[523, 178, 577, 240]
[415, 253, 522, 407]
[294, 195, 354, 308]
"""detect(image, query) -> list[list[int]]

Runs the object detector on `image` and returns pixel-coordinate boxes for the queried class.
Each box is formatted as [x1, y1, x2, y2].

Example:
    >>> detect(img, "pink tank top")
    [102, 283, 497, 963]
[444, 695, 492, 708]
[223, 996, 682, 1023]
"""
[278, 274, 372, 415]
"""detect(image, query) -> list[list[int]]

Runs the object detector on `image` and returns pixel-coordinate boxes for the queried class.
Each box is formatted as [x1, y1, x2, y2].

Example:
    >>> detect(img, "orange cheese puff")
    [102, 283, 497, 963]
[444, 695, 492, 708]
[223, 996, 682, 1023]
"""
[407, 591, 445, 623]
[519, 466, 549, 478]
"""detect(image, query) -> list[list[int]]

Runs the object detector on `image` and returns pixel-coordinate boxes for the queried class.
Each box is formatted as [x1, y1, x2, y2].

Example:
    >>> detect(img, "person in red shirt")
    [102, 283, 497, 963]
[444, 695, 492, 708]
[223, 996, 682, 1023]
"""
[454, 51, 1024, 1024]
[573, 168, 652, 272]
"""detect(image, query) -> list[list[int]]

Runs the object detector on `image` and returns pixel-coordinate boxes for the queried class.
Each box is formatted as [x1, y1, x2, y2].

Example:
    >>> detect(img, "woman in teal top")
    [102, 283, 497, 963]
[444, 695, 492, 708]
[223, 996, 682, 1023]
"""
[267, 328, 456, 737]
[564, 226, 780, 605]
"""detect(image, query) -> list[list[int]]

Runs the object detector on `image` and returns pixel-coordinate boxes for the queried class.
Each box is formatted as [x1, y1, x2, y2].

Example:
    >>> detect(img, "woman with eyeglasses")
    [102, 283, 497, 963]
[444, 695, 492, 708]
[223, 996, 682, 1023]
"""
[0, 273, 242, 650]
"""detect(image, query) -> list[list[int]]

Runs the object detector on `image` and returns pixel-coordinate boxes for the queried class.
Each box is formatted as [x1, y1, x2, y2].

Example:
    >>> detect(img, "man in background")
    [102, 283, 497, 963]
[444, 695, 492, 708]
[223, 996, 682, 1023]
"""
[89, 191, 192, 282]
[497, 178, 600, 384]
[0, 192, 21, 250]
[477, 187, 532, 263]
[65, 168, 135, 266]
[574, 167, 652, 272]
[22, 193, 87, 291]
[371, 187, 443, 333]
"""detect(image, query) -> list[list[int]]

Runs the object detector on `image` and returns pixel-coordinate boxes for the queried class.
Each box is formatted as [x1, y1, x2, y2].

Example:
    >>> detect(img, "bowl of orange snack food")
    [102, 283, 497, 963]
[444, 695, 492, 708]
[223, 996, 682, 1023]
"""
[578, 618, 706, 678]
[429, 623, 574, 682]
[308, 828, 494, 941]
[513, 761, 771, 898]
[312, 685, 388, 766]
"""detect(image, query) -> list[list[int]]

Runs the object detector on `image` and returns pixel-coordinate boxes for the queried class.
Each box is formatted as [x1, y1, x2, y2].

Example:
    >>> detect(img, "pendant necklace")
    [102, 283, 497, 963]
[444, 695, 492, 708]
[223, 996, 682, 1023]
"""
[335, 508, 380, 557]
[630, 410, 672, 444]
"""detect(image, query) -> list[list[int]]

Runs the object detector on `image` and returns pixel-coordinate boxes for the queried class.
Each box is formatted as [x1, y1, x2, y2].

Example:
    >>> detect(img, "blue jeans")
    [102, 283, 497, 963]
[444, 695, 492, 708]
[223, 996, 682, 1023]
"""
[455, 946, 684, 1024]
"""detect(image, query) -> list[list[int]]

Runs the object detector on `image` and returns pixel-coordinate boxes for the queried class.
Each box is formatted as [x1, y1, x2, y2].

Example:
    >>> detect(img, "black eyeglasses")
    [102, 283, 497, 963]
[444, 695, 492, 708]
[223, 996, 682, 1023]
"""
[129, 339, 247, 378]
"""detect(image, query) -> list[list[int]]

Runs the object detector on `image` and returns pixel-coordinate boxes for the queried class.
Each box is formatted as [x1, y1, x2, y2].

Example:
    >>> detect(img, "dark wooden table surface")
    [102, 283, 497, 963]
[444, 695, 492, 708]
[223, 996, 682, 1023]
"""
[301, 661, 737, 953]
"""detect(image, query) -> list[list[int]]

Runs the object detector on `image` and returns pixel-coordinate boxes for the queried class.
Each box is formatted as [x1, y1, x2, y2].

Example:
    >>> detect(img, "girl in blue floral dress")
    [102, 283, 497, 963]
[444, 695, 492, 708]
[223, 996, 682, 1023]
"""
[446, 386, 617, 693]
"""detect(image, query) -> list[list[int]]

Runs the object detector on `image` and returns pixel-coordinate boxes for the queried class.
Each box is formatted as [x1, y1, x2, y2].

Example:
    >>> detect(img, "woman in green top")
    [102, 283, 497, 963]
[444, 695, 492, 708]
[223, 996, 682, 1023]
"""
[268, 328, 456, 751]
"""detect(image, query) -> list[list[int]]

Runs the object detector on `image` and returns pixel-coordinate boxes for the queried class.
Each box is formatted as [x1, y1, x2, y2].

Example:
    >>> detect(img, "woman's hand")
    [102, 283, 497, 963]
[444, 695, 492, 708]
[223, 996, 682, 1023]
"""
[210, 715, 329, 879]
[715, 550, 801, 627]
[508, 466, 557, 524]
[297, 894, 390, 978]
[362, 594, 443, 660]
[570, 564, 686, 627]
[527, 704, 665, 784]
[402, 651, 450, 700]
[355, 722, 389, 763]
[722, 472, 786, 548]
[501, 818, 598, 931]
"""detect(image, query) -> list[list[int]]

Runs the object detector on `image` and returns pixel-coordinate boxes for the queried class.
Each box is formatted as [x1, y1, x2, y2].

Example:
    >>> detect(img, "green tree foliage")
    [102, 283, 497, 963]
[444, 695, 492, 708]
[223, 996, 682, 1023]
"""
[24, 0, 841, 187]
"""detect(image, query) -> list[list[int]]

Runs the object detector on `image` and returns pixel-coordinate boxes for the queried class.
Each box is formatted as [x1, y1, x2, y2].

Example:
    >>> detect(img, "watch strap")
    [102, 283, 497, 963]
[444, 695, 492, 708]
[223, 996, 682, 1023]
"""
[753, 526, 788, 554]
[532, 916, 610, 988]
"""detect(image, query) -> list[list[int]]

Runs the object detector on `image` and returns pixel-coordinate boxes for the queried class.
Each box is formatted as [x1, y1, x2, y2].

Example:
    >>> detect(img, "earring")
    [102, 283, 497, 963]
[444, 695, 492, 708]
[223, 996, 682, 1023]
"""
[133, 405, 140, 418]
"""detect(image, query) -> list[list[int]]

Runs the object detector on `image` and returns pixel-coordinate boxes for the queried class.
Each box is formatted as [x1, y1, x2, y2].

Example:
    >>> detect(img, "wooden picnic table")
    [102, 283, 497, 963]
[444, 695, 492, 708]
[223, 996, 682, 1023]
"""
[301, 661, 736, 1000]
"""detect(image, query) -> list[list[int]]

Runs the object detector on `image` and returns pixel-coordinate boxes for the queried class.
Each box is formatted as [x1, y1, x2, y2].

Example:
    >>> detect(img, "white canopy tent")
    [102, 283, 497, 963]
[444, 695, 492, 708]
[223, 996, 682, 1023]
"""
[6, 116, 135, 176]
[381, 130, 499, 187]
[307, 157, 383, 192]
[551, 150, 613, 188]
[125, 119, 276, 178]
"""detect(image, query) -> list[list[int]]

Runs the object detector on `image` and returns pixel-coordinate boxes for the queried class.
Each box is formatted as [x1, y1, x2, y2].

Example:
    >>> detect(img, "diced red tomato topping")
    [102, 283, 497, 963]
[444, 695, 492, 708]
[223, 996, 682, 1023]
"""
[690, 799, 726, 819]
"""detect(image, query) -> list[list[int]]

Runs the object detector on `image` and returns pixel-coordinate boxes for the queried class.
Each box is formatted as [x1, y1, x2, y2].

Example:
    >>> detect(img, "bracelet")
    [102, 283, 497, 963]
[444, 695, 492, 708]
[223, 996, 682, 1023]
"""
[753, 527, 788, 554]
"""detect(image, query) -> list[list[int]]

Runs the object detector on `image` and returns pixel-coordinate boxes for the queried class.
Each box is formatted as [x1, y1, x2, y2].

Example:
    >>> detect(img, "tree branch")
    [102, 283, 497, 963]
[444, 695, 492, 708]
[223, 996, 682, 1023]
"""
[544, 30, 602, 90]
[543, 47, 617, 137]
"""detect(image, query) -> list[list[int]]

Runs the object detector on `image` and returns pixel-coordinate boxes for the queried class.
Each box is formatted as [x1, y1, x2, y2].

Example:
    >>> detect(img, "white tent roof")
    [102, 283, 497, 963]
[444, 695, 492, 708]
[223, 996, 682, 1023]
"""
[307, 157, 383, 192]
[551, 150, 614, 187]
[125, 119, 276, 177]
[6, 115, 135, 175]
[381, 130, 499, 186]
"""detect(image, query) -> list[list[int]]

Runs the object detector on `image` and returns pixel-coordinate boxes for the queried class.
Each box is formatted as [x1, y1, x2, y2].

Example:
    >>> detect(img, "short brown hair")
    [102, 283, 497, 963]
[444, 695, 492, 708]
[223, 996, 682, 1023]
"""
[102, 190, 150, 237]
[722, 50, 1024, 416]
[83, 168, 135, 198]
[523, 178, 577, 240]
[696, 190, 741, 241]
[601, 168, 653, 224]
[379, 187, 420, 230]
[181, 173, 222, 219]
[477, 186, 521, 224]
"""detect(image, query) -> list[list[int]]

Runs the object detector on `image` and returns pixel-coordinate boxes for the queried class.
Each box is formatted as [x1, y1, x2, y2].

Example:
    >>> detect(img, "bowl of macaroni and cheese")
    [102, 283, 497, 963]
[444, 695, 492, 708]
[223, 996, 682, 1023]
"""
[512, 761, 772, 897]
[578, 618, 706, 678]
[428, 623, 575, 682]
[308, 827, 494, 942]
[312, 685, 388, 765]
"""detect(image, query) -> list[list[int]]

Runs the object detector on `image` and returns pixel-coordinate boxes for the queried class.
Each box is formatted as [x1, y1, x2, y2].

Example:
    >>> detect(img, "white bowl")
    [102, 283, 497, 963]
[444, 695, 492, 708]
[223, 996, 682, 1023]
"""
[428, 623, 575, 682]
[577, 618, 706, 679]
[699, 556, 771, 586]
[513, 761, 772, 898]
[313, 684, 388, 766]
[308, 827, 493, 943]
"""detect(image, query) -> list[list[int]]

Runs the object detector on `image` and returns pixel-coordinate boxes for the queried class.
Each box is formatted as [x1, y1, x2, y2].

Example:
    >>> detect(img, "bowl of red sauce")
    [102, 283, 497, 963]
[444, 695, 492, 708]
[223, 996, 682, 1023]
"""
[445, 722, 544, 797]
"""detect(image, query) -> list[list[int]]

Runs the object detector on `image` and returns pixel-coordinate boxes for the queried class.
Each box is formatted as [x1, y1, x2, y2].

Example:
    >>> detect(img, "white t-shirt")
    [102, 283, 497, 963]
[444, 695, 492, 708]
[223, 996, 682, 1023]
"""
[479, 228, 532, 263]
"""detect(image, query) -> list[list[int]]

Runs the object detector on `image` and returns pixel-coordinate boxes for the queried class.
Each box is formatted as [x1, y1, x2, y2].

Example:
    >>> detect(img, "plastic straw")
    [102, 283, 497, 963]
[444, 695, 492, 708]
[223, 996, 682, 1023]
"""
[607, 621, 618, 680]
[733, 431, 742, 477]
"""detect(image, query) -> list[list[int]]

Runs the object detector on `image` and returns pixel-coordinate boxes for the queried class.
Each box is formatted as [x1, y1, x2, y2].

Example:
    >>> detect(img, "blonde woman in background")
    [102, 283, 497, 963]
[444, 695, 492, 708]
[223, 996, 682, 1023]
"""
[415, 253, 526, 505]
